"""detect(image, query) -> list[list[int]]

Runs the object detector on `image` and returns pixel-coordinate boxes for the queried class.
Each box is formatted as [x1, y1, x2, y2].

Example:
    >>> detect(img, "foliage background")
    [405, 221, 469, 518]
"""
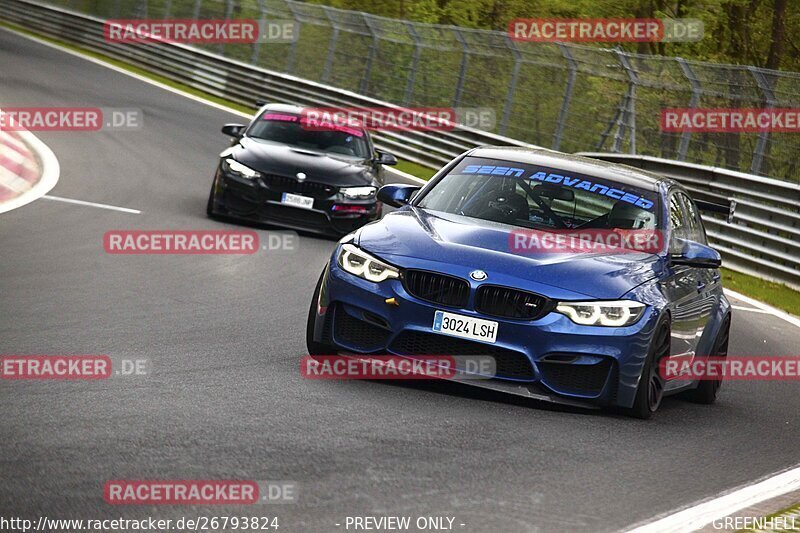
[311, 0, 797, 72]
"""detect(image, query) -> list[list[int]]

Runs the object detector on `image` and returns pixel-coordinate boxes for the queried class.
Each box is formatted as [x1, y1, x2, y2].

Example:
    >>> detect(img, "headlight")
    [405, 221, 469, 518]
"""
[222, 158, 261, 179]
[340, 186, 377, 200]
[337, 243, 399, 282]
[556, 300, 645, 327]
[339, 232, 356, 244]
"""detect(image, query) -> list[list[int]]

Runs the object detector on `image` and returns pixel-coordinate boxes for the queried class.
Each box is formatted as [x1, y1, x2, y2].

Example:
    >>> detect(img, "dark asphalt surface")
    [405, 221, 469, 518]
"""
[1, 28, 799, 533]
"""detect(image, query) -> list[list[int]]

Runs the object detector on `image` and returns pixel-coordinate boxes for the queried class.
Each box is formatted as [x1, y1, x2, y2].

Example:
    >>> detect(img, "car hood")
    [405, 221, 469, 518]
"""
[228, 137, 376, 186]
[356, 208, 663, 300]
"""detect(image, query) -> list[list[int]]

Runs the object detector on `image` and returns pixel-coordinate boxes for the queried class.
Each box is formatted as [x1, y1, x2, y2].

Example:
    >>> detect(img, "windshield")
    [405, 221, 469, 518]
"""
[247, 112, 370, 158]
[416, 157, 660, 231]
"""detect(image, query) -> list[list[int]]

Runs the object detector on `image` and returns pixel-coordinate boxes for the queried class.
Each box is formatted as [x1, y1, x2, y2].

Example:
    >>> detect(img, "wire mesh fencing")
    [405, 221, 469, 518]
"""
[57, 0, 800, 181]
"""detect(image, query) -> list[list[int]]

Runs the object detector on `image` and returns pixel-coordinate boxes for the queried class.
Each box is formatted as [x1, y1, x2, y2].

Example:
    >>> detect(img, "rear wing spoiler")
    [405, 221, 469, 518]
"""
[696, 199, 736, 223]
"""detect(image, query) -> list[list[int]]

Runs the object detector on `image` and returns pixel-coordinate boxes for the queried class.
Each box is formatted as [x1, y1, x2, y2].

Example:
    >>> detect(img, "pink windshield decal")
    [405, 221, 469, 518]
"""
[299, 118, 364, 137]
[262, 113, 299, 122]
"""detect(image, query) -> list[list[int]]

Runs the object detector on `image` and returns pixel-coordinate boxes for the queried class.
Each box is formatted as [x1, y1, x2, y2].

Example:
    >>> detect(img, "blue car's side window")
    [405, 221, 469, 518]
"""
[669, 191, 708, 253]
[668, 194, 687, 253]
[679, 193, 708, 245]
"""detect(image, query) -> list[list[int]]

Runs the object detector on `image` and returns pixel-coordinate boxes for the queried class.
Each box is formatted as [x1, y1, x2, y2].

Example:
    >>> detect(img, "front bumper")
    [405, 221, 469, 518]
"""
[210, 169, 380, 236]
[311, 258, 661, 409]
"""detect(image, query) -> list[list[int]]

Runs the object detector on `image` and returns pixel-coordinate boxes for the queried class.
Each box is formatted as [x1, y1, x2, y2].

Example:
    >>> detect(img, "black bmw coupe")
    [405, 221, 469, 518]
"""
[207, 103, 398, 236]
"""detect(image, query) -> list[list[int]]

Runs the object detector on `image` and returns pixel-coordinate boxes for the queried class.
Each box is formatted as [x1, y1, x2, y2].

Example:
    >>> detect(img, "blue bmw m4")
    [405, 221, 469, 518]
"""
[306, 147, 732, 418]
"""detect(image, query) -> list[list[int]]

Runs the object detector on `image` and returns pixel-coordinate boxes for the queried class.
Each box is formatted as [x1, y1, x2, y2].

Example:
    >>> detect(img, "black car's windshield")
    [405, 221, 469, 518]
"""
[248, 112, 370, 158]
[416, 157, 660, 230]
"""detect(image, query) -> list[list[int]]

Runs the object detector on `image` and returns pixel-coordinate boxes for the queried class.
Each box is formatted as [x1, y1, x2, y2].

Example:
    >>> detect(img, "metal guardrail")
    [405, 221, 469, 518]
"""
[30, 0, 800, 183]
[0, 0, 536, 169]
[1, 0, 798, 289]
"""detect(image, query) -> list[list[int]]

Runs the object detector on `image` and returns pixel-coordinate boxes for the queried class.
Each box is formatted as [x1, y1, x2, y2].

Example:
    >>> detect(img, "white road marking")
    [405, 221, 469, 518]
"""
[731, 305, 773, 314]
[625, 464, 800, 533]
[41, 195, 141, 214]
[631, 291, 800, 533]
[671, 331, 700, 340]
[724, 289, 800, 330]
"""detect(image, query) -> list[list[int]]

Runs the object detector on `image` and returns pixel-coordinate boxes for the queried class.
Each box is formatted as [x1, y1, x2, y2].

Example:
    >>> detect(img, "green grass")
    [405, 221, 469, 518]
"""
[735, 500, 800, 532]
[394, 160, 437, 180]
[0, 20, 440, 178]
[722, 268, 800, 316]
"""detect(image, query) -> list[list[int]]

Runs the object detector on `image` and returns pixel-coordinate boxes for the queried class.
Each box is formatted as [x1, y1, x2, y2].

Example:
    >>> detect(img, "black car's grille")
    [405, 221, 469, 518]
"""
[390, 331, 534, 380]
[333, 306, 390, 351]
[263, 203, 329, 227]
[330, 216, 371, 235]
[475, 285, 550, 320]
[260, 174, 338, 199]
[538, 358, 613, 396]
[402, 270, 469, 308]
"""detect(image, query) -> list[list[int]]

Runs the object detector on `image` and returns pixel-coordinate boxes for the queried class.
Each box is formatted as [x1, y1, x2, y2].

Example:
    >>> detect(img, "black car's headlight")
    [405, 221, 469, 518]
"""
[340, 186, 377, 200]
[555, 300, 645, 327]
[337, 243, 399, 282]
[222, 158, 261, 180]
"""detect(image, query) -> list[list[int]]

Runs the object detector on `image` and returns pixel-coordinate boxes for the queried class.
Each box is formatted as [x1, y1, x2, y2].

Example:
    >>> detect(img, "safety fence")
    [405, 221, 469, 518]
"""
[36, 0, 800, 183]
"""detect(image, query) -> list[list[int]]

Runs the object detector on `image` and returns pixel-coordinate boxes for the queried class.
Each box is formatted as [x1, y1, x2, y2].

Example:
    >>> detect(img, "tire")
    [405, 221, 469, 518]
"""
[306, 268, 336, 356]
[206, 186, 217, 218]
[627, 318, 671, 419]
[683, 315, 731, 404]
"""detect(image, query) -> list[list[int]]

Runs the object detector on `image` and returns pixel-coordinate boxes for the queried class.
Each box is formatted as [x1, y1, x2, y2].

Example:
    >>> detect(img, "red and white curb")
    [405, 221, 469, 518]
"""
[0, 130, 38, 199]
[0, 128, 60, 214]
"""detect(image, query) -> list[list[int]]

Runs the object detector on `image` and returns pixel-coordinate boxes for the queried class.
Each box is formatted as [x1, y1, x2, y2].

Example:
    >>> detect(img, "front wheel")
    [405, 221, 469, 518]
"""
[206, 186, 217, 218]
[683, 315, 731, 404]
[627, 319, 671, 419]
[306, 268, 336, 356]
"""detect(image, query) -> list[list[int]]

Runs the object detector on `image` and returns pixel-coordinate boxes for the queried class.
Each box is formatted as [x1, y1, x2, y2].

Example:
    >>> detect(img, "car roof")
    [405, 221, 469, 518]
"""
[261, 103, 307, 115]
[468, 146, 666, 192]
[259, 103, 370, 135]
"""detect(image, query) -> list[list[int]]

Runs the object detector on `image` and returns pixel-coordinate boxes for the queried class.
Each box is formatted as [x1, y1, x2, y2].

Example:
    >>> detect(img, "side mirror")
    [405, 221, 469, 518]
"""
[254, 100, 268, 109]
[377, 184, 420, 208]
[671, 239, 721, 269]
[375, 149, 398, 166]
[222, 124, 246, 137]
